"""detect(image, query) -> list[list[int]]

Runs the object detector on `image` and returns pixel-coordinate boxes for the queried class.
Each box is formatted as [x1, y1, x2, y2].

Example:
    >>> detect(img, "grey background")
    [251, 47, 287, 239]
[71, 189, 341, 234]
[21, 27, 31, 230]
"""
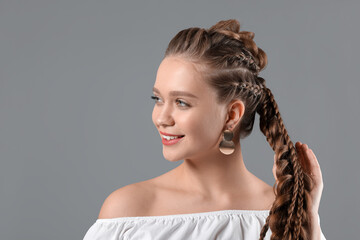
[1, 0, 358, 239]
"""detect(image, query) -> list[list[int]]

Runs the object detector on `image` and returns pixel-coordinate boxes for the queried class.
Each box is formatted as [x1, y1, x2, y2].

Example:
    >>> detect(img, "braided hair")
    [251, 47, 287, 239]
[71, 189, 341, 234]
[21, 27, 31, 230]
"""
[164, 19, 314, 240]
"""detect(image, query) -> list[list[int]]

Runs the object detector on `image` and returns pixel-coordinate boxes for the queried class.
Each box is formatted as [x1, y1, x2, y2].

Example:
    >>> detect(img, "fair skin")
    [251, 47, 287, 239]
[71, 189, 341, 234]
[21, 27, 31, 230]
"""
[148, 56, 275, 212]
[98, 56, 323, 239]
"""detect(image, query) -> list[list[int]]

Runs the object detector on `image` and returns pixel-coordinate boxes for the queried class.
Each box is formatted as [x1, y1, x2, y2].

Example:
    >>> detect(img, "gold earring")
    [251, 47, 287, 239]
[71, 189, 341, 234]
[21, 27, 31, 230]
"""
[219, 129, 235, 155]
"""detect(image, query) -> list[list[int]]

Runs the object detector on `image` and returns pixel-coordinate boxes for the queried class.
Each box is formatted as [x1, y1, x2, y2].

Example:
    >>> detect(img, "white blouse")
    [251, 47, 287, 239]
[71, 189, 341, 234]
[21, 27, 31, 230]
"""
[83, 209, 326, 240]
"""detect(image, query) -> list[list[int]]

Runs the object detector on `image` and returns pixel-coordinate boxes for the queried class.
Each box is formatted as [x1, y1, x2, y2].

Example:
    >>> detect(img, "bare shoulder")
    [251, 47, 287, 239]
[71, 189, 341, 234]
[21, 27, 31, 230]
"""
[262, 182, 276, 209]
[98, 181, 155, 219]
[249, 173, 276, 210]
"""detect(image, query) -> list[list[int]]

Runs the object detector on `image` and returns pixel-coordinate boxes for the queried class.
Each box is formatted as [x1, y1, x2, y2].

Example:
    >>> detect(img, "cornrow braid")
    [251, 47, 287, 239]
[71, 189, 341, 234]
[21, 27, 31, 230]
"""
[234, 81, 263, 98]
[233, 48, 260, 74]
[223, 46, 261, 75]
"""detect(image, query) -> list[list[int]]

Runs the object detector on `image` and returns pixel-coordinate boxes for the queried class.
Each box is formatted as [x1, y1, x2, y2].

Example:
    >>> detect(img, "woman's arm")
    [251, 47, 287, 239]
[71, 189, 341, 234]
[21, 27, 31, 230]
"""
[310, 211, 322, 240]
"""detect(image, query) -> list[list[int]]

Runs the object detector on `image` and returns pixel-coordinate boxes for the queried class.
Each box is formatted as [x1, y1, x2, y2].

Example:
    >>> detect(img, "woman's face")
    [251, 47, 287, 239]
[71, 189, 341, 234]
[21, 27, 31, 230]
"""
[152, 56, 229, 162]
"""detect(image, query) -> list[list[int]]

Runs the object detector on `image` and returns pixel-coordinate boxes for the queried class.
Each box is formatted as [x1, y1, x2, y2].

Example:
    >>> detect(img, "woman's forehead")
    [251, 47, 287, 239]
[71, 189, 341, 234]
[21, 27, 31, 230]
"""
[154, 57, 211, 97]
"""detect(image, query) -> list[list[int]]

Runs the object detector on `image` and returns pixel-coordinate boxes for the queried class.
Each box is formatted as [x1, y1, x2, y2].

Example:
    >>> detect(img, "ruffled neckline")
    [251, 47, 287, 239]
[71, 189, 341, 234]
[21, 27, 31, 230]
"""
[96, 209, 271, 222]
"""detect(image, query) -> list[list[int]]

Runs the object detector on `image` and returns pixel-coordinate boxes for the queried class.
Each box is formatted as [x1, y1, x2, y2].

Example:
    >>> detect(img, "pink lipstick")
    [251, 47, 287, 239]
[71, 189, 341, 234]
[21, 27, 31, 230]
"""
[159, 131, 185, 145]
[161, 136, 185, 145]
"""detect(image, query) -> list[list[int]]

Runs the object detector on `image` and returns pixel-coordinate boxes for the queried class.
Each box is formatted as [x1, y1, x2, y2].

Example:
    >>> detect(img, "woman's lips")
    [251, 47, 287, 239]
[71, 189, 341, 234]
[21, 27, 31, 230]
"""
[159, 131, 184, 136]
[161, 135, 185, 145]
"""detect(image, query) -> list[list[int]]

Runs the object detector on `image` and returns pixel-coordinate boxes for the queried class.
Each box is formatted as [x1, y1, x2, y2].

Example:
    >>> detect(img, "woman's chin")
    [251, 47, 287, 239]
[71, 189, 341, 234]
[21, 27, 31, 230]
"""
[165, 158, 182, 163]
[162, 152, 185, 162]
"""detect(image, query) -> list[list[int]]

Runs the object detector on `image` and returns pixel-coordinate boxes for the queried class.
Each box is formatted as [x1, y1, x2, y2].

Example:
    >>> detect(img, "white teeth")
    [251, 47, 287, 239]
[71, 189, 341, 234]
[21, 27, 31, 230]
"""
[163, 135, 182, 140]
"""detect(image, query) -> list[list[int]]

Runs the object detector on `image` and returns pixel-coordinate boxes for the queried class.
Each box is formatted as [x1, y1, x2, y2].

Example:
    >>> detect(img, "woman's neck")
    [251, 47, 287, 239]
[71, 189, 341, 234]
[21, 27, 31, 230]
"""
[173, 142, 254, 201]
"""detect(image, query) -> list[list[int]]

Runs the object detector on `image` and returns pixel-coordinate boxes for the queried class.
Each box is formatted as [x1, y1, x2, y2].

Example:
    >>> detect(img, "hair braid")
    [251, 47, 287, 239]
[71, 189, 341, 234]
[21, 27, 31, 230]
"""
[257, 87, 313, 240]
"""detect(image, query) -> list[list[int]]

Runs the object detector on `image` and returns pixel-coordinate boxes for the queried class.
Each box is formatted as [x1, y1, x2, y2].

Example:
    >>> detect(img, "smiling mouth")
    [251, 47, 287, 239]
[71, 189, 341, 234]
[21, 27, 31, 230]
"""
[162, 135, 185, 140]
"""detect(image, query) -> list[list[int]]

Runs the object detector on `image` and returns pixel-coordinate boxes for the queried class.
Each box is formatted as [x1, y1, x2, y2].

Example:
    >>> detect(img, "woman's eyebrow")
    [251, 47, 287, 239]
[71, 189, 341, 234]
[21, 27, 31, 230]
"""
[152, 87, 198, 99]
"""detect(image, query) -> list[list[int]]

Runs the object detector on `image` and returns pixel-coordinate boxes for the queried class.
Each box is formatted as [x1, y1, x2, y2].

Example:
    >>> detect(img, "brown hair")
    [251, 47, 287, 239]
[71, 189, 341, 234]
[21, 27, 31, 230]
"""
[164, 19, 314, 240]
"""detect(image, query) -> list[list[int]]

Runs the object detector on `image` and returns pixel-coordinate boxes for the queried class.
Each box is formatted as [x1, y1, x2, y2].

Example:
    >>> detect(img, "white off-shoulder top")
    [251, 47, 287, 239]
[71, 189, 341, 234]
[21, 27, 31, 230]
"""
[83, 209, 326, 240]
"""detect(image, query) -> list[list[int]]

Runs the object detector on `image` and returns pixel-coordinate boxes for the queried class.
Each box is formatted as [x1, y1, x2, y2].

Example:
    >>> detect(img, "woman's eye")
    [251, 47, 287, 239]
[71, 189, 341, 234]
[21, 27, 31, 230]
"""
[176, 99, 190, 107]
[150, 95, 190, 108]
[150, 95, 160, 102]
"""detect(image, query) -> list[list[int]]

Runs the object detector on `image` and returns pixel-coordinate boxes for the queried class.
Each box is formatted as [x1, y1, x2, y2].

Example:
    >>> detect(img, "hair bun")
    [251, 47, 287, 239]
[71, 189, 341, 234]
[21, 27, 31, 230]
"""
[208, 19, 268, 72]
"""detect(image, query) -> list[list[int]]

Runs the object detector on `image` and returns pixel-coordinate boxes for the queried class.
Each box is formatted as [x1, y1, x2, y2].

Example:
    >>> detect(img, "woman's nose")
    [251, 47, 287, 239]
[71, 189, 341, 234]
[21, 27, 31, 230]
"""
[156, 107, 174, 127]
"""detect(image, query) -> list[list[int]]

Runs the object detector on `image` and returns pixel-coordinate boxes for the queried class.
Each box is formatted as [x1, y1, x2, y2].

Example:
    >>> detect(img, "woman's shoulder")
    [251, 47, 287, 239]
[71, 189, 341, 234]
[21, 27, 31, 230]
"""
[97, 180, 156, 219]
[96, 172, 276, 219]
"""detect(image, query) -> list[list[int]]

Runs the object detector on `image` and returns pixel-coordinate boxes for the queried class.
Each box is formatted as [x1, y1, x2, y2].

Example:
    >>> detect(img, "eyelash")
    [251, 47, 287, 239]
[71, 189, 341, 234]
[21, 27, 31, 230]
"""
[150, 95, 190, 107]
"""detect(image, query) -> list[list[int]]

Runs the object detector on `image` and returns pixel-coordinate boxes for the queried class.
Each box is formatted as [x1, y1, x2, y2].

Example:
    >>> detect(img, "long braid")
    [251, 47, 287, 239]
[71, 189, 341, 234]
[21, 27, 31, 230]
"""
[232, 80, 310, 240]
[257, 87, 312, 240]
[267, 88, 297, 238]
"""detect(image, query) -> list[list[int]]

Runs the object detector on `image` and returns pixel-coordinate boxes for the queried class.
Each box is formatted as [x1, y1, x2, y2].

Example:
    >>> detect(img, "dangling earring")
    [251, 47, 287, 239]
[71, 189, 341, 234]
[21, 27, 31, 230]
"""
[219, 128, 235, 155]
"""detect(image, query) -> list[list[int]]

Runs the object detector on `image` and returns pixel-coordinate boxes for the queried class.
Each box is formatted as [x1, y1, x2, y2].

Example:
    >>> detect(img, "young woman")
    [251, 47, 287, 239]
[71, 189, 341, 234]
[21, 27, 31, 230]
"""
[83, 19, 326, 240]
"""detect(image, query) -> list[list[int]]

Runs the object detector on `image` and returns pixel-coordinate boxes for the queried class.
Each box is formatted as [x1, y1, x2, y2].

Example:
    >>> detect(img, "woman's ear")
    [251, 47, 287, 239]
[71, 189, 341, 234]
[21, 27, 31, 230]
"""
[226, 99, 245, 128]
